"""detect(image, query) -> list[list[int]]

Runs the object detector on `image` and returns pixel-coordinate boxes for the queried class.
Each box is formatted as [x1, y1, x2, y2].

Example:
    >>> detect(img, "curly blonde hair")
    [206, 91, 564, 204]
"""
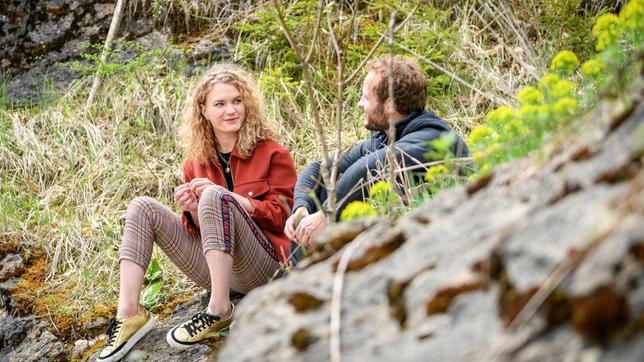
[179, 63, 276, 163]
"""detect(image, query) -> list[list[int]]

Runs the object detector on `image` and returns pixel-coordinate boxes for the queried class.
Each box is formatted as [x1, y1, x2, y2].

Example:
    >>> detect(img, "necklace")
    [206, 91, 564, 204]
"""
[218, 153, 231, 173]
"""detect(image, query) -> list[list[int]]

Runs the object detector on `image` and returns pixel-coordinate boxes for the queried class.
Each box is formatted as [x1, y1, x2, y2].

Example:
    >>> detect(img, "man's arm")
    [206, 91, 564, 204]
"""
[292, 160, 323, 213]
[292, 140, 369, 213]
[324, 127, 452, 216]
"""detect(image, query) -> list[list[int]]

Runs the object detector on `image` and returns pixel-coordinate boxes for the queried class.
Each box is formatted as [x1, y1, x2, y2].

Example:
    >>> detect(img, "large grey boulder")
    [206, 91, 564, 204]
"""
[218, 96, 644, 361]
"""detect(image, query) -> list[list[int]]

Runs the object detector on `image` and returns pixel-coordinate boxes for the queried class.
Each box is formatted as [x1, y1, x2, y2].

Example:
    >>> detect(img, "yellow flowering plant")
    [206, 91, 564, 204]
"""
[339, 201, 377, 221]
[550, 50, 580, 76]
[369, 181, 398, 205]
[592, 13, 621, 51]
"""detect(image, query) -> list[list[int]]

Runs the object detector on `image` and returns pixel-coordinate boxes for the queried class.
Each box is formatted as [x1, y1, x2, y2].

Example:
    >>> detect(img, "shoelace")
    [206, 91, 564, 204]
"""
[105, 317, 123, 347]
[184, 311, 220, 337]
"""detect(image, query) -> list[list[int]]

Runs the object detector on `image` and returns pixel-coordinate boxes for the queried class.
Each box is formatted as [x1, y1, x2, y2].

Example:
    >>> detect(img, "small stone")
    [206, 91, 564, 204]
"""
[0, 277, 24, 294]
[45, 0, 66, 15]
[125, 349, 147, 361]
[0, 254, 24, 282]
[194, 38, 217, 58]
[84, 317, 108, 331]
[71, 339, 90, 357]
[94, 3, 115, 20]
[1, 58, 10, 68]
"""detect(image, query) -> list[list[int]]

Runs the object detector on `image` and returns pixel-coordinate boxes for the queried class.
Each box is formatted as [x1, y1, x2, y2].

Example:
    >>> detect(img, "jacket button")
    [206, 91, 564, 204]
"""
[248, 191, 253, 196]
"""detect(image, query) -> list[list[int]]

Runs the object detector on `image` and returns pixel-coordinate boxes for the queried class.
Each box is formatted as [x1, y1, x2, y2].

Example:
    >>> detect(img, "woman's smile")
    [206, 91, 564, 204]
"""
[200, 82, 246, 143]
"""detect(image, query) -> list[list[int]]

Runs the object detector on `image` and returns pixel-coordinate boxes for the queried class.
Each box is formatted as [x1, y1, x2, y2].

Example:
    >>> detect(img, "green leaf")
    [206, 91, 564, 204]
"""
[140, 280, 164, 309]
[145, 258, 163, 283]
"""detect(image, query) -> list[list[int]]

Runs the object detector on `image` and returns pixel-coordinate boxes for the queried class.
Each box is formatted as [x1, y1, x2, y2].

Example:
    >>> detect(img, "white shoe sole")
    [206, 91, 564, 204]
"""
[97, 316, 158, 362]
[166, 326, 229, 350]
[166, 327, 193, 350]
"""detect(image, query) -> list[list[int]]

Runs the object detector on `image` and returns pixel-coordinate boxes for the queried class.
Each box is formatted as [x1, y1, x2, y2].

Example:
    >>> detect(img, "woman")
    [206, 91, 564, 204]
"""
[98, 64, 297, 362]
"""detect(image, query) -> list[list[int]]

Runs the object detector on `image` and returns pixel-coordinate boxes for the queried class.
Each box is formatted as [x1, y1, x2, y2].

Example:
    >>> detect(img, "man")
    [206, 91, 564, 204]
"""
[284, 55, 468, 245]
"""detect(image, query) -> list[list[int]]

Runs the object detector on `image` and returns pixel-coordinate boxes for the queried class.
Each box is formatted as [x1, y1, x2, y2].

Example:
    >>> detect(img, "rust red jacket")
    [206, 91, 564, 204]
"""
[181, 140, 297, 263]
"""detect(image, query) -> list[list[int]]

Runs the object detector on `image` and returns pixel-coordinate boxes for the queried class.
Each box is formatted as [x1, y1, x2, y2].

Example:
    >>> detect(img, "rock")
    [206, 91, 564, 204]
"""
[84, 316, 108, 331]
[0, 314, 65, 361]
[217, 97, 644, 361]
[93, 3, 114, 20]
[0, 254, 24, 282]
[71, 339, 90, 358]
[192, 38, 227, 61]
[0, 0, 152, 106]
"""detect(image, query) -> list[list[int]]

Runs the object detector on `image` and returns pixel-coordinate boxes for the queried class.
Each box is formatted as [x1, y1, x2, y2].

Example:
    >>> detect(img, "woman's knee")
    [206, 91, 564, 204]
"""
[124, 196, 168, 233]
[199, 185, 231, 209]
[129, 195, 156, 211]
[127, 196, 156, 211]
[202, 185, 228, 199]
[127, 196, 164, 217]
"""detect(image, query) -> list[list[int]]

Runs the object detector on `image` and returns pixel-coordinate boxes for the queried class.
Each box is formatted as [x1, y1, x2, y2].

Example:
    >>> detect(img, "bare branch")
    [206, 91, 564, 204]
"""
[305, 0, 326, 63]
[343, 3, 418, 85]
[326, 0, 345, 218]
[385, 12, 398, 186]
[396, 42, 512, 105]
[271, 0, 333, 217]
[330, 232, 370, 362]
[84, 0, 126, 111]
[472, 9, 540, 82]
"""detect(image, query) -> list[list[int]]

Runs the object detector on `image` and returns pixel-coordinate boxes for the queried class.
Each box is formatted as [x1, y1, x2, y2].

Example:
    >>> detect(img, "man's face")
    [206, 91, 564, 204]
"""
[357, 71, 388, 131]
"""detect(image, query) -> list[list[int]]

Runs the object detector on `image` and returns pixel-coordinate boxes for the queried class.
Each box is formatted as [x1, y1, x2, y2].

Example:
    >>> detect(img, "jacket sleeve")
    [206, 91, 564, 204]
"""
[180, 161, 200, 235]
[324, 128, 449, 217]
[292, 140, 369, 213]
[247, 147, 297, 233]
[292, 160, 322, 213]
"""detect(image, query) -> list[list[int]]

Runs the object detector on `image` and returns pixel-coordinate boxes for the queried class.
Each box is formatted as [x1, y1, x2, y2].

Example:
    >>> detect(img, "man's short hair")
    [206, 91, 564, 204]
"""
[367, 55, 427, 115]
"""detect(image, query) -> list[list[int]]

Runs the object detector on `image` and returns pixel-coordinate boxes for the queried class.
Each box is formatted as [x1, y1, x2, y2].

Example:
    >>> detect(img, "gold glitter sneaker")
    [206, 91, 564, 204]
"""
[97, 307, 157, 362]
[166, 304, 234, 350]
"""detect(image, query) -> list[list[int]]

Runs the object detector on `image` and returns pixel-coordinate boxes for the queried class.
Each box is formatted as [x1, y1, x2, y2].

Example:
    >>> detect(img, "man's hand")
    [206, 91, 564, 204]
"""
[285, 207, 309, 240]
[189, 178, 217, 198]
[295, 211, 327, 246]
[175, 184, 198, 213]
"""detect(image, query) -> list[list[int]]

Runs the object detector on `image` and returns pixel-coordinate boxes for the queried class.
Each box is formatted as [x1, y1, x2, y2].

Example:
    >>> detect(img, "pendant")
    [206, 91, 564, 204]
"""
[225, 167, 230, 173]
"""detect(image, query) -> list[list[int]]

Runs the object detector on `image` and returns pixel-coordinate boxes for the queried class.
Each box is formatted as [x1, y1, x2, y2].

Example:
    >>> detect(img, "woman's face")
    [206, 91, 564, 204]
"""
[200, 82, 246, 141]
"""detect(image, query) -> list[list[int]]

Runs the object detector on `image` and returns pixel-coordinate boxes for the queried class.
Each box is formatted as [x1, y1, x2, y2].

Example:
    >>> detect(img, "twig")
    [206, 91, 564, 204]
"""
[305, 0, 326, 63]
[271, 0, 334, 218]
[84, 0, 126, 111]
[386, 12, 398, 187]
[472, 9, 540, 82]
[343, 3, 418, 85]
[480, 233, 604, 360]
[325, 0, 347, 219]
[395, 157, 473, 173]
[330, 232, 369, 362]
[396, 42, 511, 105]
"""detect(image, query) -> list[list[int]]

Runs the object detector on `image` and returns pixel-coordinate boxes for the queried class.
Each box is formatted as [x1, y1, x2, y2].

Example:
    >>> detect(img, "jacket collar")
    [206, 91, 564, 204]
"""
[230, 143, 245, 159]
[372, 110, 424, 144]
[217, 142, 249, 160]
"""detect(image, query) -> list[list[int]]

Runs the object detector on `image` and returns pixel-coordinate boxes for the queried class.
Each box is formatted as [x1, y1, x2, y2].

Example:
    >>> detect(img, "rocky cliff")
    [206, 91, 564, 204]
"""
[218, 92, 644, 361]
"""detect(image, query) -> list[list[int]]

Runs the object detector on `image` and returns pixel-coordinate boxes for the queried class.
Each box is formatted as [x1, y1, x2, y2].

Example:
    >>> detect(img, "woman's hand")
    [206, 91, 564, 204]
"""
[189, 178, 216, 198]
[175, 183, 198, 213]
[285, 207, 309, 241]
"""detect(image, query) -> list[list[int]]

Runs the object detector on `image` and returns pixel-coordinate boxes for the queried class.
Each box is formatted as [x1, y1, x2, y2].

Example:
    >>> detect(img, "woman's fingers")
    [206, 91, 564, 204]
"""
[284, 214, 297, 240]
[186, 199, 198, 213]
[190, 178, 214, 197]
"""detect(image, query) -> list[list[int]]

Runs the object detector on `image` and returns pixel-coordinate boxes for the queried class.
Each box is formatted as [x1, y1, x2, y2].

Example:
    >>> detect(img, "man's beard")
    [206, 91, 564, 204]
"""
[364, 103, 389, 131]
